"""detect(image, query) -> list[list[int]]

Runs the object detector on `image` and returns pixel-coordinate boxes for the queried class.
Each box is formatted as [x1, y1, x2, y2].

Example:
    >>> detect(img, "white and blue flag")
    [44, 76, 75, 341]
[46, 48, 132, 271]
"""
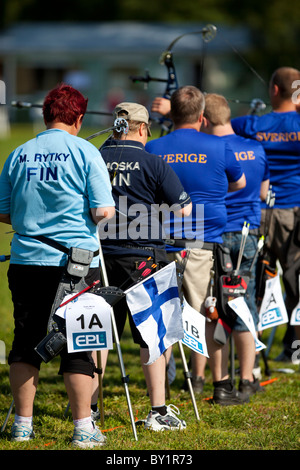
[125, 262, 184, 365]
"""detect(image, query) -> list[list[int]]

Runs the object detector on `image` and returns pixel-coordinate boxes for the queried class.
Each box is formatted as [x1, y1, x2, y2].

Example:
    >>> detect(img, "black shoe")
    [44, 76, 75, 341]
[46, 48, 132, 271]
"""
[213, 383, 249, 406]
[239, 377, 265, 396]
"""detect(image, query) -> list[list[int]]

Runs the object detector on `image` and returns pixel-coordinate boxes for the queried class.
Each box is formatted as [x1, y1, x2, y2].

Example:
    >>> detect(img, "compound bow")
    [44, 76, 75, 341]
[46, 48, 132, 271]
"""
[129, 24, 217, 135]
[129, 24, 269, 133]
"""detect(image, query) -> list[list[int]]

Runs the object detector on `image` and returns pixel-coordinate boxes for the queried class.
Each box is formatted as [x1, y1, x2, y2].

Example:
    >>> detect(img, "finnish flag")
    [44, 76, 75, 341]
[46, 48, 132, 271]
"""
[125, 262, 184, 365]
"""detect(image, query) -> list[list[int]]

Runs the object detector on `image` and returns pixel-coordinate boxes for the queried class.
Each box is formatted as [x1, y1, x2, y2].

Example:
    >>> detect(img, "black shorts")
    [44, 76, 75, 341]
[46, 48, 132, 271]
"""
[7, 264, 100, 377]
[104, 250, 169, 348]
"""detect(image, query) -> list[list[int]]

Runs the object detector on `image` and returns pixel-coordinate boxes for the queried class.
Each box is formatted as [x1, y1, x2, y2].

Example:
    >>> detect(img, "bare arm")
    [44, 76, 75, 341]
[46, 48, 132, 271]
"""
[90, 206, 115, 225]
[174, 202, 192, 218]
[228, 173, 246, 192]
[0, 213, 11, 225]
[260, 179, 270, 201]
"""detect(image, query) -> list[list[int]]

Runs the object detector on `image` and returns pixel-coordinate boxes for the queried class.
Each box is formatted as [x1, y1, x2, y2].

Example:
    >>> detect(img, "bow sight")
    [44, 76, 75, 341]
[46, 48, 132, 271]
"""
[129, 25, 217, 135]
[129, 24, 217, 97]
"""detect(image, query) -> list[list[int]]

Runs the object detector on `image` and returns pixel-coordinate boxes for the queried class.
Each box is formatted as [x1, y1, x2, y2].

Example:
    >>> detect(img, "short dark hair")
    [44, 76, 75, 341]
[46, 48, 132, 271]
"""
[43, 83, 88, 125]
[270, 67, 300, 100]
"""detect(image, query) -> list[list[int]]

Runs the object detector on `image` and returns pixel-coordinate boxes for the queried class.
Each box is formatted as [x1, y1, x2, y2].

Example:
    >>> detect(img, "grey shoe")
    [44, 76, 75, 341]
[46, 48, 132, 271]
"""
[182, 376, 205, 394]
[192, 376, 205, 393]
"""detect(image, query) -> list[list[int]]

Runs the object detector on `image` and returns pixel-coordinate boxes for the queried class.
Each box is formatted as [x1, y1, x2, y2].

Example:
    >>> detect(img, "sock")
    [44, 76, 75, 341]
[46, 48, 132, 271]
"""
[213, 379, 232, 391]
[152, 405, 167, 416]
[14, 414, 33, 426]
[73, 416, 93, 431]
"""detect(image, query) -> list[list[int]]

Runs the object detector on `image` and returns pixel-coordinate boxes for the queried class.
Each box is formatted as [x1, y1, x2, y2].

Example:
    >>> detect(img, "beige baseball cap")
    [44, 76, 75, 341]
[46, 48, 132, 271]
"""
[114, 102, 151, 136]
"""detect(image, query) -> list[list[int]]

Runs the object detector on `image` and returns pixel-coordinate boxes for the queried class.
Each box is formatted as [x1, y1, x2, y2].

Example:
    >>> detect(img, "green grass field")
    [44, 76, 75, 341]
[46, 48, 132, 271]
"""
[0, 124, 299, 452]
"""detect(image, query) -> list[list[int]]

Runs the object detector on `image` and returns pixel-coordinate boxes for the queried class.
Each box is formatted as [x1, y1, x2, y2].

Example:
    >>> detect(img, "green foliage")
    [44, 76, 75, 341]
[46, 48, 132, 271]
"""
[1, 0, 300, 86]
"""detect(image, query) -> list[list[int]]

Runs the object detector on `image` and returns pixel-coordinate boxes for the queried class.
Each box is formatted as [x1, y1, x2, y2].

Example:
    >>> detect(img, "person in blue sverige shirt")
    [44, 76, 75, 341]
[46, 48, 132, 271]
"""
[147, 86, 249, 405]
[232, 66, 300, 357]
[0, 84, 115, 448]
[202, 93, 270, 396]
[99, 102, 192, 431]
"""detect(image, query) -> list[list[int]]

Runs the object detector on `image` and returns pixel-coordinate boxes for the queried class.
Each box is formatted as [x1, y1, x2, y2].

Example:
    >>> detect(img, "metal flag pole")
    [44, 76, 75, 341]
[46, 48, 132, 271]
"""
[230, 221, 250, 381]
[173, 252, 199, 420]
[1, 400, 14, 433]
[96, 350, 105, 428]
[178, 342, 200, 421]
[98, 241, 138, 441]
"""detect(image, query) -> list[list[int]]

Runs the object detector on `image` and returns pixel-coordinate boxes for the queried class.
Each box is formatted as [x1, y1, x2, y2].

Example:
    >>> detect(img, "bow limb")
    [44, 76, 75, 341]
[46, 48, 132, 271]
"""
[155, 50, 179, 135]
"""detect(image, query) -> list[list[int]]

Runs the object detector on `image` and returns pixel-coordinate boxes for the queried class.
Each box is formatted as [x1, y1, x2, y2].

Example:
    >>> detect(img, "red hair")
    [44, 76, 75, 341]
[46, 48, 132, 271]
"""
[43, 83, 88, 125]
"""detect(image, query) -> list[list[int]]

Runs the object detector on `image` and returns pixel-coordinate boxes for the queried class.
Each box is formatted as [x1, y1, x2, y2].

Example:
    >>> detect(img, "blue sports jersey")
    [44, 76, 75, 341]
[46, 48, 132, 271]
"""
[222, 134, 270, 232]
[146, 128, 243, 245]
[0, 128, 114, 266]
[100, 138, 191, 256]
[232, 111, 300, 208]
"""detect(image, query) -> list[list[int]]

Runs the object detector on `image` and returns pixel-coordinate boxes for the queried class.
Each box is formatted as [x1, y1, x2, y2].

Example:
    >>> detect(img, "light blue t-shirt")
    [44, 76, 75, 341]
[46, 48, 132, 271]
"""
[0, 128, 114, 266]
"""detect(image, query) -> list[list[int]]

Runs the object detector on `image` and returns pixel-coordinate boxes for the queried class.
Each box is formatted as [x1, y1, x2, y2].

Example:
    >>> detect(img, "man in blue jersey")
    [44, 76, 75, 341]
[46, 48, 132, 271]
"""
[100, 102, 192, 431]
[232, 66, 300, 358]
[202, 93, 270, 395]
[0, 84, 115, 447]
[147, 86, 248, 405]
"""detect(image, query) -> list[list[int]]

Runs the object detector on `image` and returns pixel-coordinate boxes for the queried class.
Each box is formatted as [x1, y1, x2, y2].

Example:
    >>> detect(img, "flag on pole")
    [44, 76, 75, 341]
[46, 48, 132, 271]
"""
[258, 274, 289, 331]
[228, 296, 266, 351]
[290, 275, 300, 326]
[181, 298, 209, 357]
[125, 262, 183, 365]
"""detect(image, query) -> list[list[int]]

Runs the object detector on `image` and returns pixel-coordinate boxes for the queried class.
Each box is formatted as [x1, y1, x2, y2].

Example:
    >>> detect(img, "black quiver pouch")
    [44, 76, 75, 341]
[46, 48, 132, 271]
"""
[35, 247, 95, 362]
[213, 244, 250, 345]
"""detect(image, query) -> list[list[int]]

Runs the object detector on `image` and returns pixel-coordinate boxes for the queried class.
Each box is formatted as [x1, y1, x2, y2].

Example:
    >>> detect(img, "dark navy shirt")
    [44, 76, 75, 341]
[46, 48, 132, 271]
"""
[99, 139, 191, 256]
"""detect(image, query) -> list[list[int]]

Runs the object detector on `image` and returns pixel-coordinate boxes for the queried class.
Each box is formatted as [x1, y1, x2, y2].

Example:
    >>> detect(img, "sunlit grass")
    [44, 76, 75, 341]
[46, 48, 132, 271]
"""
[0, 125, 299, 451]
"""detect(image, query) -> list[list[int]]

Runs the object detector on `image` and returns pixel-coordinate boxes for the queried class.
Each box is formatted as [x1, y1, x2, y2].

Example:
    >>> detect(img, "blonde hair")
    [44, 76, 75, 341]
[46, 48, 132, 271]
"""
[204, 93, 231, 126]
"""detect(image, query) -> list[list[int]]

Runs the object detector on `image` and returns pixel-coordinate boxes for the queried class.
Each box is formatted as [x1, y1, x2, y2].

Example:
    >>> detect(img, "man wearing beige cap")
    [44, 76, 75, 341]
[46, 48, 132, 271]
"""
[98, 101, 192, 431]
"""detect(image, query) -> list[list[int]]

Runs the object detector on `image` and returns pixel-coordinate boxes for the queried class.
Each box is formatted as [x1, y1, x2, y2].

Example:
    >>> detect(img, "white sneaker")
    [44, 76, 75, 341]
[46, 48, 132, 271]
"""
[144, 404, 186, 431]
[11, 423, 35, 441]
[71, 421, 106, 448]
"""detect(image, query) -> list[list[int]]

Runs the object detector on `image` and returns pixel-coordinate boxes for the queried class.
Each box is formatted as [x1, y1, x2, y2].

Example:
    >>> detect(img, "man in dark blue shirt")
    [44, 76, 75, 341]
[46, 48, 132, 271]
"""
[99, 102, 192, 431]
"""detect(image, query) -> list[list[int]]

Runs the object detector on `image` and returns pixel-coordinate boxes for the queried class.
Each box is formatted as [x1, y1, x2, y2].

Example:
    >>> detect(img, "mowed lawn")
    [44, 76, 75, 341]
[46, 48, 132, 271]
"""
[0, 124, 299, 452]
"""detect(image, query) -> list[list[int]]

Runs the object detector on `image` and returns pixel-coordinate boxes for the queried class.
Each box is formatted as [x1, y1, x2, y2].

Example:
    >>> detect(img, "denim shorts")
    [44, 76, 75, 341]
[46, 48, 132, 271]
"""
[222, 232, 259, 331]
